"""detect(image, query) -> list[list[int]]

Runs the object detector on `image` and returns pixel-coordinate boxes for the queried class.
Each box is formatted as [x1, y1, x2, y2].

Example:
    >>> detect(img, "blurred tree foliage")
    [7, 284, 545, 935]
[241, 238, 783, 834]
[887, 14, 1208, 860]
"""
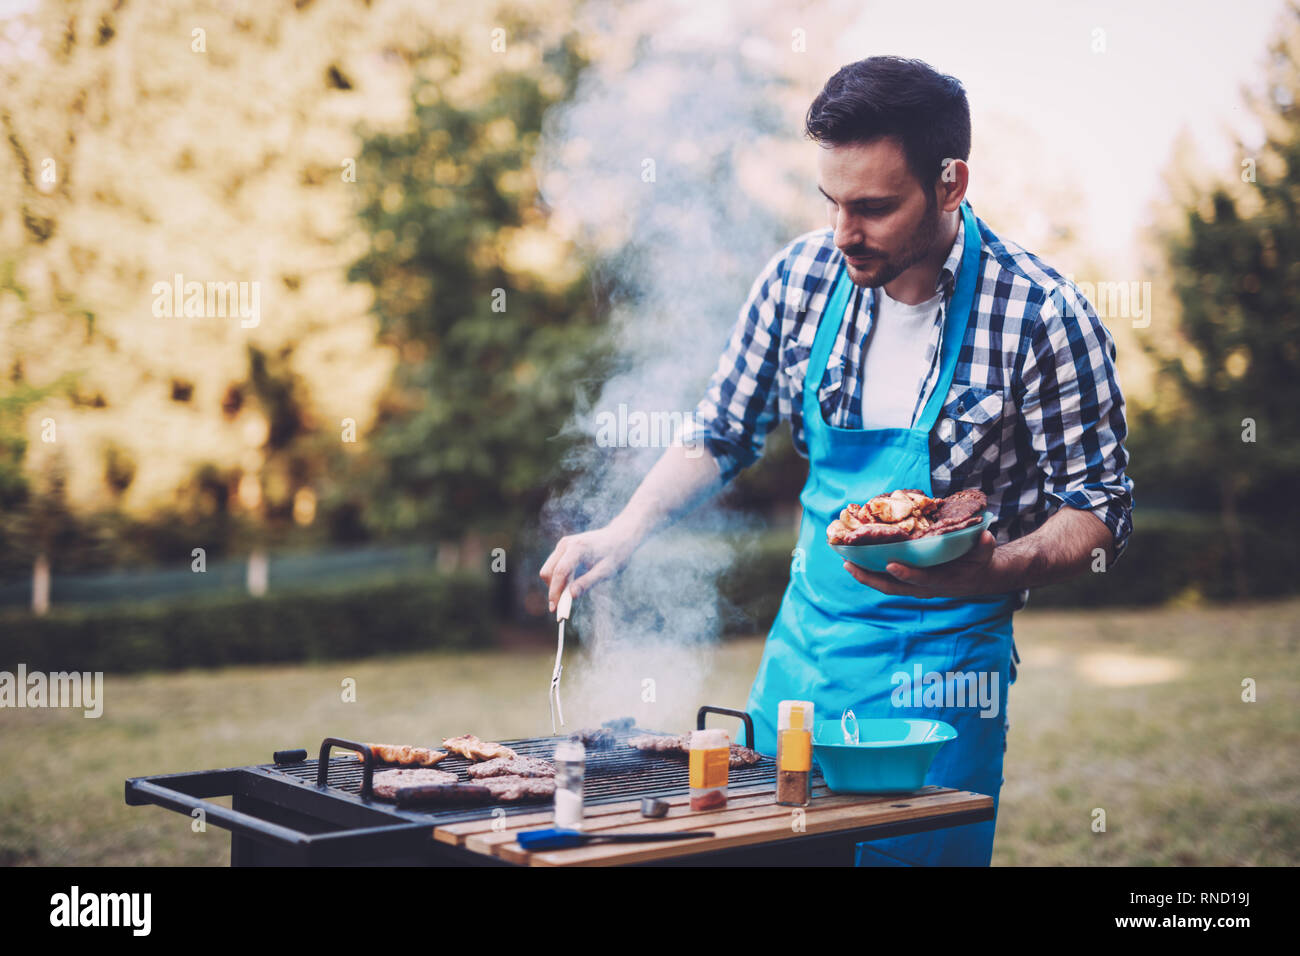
[0, 0, 600, 574]
[346, 22, 610, 543]
[1139, 2, 1300, 595]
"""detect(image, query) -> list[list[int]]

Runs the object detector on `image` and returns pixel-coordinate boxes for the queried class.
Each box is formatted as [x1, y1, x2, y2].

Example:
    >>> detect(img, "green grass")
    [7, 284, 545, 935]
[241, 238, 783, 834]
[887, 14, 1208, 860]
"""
[994, 599, 1300, 865]
[1, 599, 1296, 866]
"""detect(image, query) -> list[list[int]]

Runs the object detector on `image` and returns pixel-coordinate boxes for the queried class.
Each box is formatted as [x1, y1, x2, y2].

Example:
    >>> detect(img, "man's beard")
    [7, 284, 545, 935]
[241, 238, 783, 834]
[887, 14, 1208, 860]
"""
[843, 196, 942, 288]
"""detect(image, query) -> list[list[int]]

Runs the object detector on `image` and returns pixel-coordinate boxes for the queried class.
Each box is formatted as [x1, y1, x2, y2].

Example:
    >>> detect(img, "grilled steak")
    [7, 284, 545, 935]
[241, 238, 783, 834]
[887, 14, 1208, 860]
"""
[832, 521, 913, 545]
[393, 784, 495, 808]
[371, 768, 457, 799]
[628, 733, 689, 755]
[628, 735, 757, 766]
[440, 734, 518, 762]
[917, 514, 984, 537]
[930, 489, 986, 525]
[465, 756, 556, 780]
[474, 774, 556, 802]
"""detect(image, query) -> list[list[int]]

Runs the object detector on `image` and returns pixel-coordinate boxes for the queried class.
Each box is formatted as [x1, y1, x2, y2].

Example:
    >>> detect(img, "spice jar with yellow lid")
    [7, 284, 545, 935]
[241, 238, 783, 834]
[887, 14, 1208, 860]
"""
[776, 700, 813, 806]
[688, 728, 730, 811]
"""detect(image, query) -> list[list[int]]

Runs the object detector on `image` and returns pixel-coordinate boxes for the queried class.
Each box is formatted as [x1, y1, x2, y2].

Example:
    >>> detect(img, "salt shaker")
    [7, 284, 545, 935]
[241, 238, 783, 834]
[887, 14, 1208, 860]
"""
[553, 738, 585, 829]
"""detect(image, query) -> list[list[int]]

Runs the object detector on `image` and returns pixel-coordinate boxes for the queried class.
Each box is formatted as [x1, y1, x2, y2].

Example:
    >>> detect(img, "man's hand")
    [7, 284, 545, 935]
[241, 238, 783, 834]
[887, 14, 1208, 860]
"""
[539, 522, 640, 612]
[538, 445, 724, 613]
[842, 530, 1005, 598]
[842, 507, 1116, 598]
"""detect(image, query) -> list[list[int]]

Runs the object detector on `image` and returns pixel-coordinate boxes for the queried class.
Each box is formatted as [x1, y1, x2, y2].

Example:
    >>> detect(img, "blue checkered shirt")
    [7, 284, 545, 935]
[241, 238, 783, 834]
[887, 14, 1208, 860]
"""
[686, 207, 1135, 576]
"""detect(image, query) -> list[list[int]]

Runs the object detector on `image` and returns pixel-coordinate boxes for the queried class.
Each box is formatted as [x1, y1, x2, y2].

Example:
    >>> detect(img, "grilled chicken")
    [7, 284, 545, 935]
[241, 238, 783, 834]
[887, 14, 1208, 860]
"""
[866, 490, 918, 523]
[354, 743, 449, 767]
[441, 734, 519, 762]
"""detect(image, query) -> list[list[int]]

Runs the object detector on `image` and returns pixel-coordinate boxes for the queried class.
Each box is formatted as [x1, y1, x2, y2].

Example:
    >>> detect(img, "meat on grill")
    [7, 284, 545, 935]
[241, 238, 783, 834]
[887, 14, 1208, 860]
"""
[355, 743, 448, 767]
[440, 734, 519, 762]
[628, 735, 762, 768]
[465, 756, 556, 780]
[569, 727, 617, 749]
[393, 784, 495, 808]
[474, 774, 557, 802]
[371, 768, 458, 799]
[628, 733, 690, 755]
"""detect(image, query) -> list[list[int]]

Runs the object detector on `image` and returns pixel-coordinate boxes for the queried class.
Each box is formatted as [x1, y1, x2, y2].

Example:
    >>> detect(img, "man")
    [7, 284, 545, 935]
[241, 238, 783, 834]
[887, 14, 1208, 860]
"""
[540, 56, 1133, 866]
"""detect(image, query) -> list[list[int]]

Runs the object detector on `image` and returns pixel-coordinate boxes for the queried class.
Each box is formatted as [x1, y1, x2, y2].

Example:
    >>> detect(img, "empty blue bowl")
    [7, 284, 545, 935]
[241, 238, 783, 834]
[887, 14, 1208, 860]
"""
[831, 512, 993, 573]
[812, 718, 958, 793]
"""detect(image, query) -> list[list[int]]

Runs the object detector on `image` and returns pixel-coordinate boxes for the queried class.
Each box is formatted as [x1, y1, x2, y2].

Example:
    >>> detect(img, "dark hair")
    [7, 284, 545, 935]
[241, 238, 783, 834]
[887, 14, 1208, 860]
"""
[805, 56, 971, 189]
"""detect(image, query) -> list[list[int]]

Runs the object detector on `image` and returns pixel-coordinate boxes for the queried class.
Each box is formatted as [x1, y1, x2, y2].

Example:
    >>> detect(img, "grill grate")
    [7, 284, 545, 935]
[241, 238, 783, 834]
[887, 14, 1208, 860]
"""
[268, 730, 822, 824]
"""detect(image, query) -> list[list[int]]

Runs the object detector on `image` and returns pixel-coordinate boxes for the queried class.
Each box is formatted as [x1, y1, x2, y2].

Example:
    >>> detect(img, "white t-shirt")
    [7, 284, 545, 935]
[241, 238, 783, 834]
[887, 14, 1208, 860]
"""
[859, 288, 943, 429]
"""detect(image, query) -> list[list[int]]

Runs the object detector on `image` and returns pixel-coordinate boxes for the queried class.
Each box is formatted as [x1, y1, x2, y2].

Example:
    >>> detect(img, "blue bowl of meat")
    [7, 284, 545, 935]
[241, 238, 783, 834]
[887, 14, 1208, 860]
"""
[828, 488, 990, 573]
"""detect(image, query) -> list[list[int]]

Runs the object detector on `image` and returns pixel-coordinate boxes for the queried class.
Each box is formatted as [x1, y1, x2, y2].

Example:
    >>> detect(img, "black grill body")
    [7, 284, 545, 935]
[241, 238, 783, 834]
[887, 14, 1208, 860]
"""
[125, 717, 817, 866]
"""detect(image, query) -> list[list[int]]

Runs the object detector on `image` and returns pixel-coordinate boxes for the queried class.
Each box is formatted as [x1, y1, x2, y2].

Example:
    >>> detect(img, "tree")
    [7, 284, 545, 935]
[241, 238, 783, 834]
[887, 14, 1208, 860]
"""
[1146, 2, 1300, 595]
[347, 21, 608, 545]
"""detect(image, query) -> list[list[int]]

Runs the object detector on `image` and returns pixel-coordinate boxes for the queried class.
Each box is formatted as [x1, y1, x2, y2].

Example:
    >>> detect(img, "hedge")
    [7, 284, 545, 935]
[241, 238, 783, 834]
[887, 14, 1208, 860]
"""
[0, 570, 495, 674]
[2, 512, 1292, 674]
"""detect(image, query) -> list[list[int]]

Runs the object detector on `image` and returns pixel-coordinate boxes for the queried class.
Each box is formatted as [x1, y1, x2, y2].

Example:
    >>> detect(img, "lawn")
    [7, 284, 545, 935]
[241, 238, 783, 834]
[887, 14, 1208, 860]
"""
[1, 598, 1296, 866]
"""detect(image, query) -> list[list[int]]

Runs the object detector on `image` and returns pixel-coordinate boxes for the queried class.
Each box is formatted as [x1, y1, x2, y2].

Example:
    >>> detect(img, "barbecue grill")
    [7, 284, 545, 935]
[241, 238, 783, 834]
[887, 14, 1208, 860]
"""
[129, 702, 993, 868]
[125, 706, 770, 865]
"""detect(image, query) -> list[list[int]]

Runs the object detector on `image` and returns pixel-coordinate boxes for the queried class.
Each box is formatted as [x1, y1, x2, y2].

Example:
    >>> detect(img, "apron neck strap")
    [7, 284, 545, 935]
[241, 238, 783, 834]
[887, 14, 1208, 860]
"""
[914, 200, 981, 435]
[803, 258, 855, 420]
[802, 201, 982, 431]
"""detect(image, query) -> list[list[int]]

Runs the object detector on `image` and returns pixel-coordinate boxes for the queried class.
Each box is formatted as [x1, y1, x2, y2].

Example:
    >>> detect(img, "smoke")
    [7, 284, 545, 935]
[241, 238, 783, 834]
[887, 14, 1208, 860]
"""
[535, 3, 801, 731]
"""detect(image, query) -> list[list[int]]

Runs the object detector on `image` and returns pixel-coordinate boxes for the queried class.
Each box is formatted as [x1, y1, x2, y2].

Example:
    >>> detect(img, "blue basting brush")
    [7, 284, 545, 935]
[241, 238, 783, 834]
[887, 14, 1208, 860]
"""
[516, 828, 715, 850]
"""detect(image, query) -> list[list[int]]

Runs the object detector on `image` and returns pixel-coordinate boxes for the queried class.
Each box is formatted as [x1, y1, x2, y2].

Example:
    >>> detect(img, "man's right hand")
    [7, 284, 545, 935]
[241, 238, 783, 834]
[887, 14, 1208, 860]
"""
[537, 445, 723, 613]
[538, 521, 641, 613]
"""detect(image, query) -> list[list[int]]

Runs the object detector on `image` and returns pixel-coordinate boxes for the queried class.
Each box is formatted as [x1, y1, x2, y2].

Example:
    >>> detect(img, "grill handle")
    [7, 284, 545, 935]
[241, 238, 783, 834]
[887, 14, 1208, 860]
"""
[696, 705, 756, 749]
[317, 738, 375, 800]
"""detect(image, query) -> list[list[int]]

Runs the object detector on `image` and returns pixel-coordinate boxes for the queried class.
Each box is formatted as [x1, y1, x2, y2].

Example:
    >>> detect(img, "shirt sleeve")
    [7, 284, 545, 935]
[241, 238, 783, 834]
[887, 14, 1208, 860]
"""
[683, 246, 787, 484]
[1016, 282, 1135, 562]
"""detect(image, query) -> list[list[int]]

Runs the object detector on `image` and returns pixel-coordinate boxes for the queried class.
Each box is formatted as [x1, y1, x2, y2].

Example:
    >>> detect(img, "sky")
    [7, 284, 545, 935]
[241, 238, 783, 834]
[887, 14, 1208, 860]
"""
[6, 0, 1287, 269]
[833, 0, 1290, 265]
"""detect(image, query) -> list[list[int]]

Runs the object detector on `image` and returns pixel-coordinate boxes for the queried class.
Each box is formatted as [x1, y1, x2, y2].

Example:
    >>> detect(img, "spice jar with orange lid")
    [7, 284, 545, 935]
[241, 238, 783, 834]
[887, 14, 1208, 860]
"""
[776, 700, 813, 807]
[688, 728, 730, 811]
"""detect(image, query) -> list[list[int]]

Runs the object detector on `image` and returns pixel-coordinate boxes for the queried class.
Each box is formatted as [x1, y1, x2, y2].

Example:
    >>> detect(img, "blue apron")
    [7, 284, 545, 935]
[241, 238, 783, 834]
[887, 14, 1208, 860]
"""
[745, 202, 1018, 866]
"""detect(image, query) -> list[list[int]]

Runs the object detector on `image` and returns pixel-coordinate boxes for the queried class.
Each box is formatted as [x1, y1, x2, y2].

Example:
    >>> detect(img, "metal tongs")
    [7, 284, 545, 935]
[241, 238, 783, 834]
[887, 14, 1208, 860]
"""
[841, 708, 860, 745]
[549, 588, 572, 733]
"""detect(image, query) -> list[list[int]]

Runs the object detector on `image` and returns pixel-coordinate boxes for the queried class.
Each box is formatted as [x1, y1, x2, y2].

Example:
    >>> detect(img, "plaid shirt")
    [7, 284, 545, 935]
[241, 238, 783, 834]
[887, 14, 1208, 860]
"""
[687, 207, 1135, 574]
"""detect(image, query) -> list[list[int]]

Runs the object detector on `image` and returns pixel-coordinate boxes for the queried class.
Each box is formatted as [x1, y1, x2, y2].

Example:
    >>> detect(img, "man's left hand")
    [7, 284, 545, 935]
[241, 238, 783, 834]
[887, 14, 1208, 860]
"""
[842, 530, 1006, 598]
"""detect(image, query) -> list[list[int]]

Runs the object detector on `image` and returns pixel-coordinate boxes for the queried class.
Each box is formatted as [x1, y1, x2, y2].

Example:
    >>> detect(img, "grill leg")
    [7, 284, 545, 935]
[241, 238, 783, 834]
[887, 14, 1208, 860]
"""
[229, 793, 314, 866]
